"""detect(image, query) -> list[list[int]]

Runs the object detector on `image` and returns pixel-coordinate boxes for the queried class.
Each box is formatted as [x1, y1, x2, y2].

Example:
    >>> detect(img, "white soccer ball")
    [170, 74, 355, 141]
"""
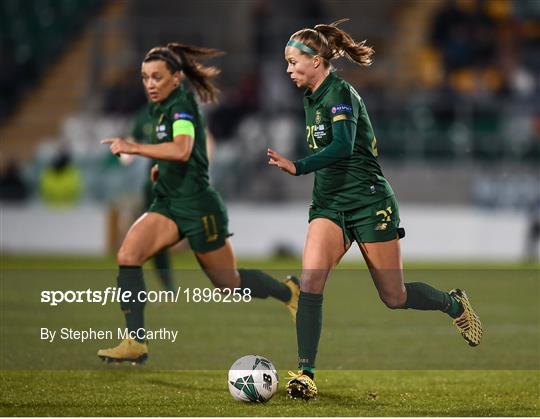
[228, 355, 279, 403]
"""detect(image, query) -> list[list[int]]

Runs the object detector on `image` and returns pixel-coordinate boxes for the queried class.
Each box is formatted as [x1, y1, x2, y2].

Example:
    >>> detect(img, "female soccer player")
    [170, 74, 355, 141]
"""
[98, 42, 299, 363]
[267, 20, 482, 399]
[130, 105, 175, 292]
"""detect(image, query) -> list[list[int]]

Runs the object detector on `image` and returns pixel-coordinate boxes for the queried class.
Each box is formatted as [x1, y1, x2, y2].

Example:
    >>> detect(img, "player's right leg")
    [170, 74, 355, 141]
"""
[153, 249, 174, 292]
[286, 218, 349, 400]
[98, 212, 180, 364]
[193, 239, 300, 322]
[144, 182, 176, 292]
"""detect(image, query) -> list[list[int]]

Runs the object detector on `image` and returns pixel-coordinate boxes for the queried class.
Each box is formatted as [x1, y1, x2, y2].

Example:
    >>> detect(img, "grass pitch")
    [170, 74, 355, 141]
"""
[2, 370, 537, 416]
[1, 254, 539, 416]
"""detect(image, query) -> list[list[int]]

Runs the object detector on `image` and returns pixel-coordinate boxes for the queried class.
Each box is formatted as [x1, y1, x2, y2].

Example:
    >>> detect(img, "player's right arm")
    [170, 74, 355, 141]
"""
[267, 148, 297, 175]
[292, 87, 358, 175]
[267, 120, 356, 176]
[292, 120, 356, 175]
[101, 134, 193, 162]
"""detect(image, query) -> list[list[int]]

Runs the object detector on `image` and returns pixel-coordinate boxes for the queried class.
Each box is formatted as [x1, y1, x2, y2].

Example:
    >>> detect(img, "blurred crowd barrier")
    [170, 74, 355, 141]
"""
[2, 202, 537, 261]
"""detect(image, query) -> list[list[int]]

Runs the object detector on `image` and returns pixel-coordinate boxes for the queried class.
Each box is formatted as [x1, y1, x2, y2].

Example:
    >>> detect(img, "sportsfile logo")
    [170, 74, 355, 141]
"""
[40, 287, 181, 306]
[40, 287, 251, 306]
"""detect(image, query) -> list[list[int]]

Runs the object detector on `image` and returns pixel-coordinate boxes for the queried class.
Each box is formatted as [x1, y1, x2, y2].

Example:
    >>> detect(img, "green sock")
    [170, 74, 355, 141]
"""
[238, 269, 291, 301]
[447, 296, 464, 318]
[117, 265, 146, 343]
[404, 282, 458, 317]
[153, 250, 174, 292]
[302, 367, 315, 379]
[297, 292, 323, 370]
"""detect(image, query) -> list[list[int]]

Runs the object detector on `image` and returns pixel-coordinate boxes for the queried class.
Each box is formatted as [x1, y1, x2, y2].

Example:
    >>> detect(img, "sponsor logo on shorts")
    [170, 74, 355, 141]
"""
[375, 222, 388, 231]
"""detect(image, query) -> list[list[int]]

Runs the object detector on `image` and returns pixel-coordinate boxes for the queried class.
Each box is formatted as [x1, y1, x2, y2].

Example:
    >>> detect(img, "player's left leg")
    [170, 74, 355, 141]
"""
[193, 239, 300, 320]
[358, 238, 482, 346]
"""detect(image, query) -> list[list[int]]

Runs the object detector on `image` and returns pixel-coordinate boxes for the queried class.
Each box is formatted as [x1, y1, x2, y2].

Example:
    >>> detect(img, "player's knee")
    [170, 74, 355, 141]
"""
[117, 247, 144, 266]
[206, 270, 241, 290]
[380, 292, 406, 309]
[300, 270, 328, 294]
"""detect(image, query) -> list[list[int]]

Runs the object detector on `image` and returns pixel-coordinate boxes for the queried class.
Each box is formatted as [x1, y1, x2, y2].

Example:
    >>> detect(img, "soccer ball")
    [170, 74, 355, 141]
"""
[228, 355, 278, 403]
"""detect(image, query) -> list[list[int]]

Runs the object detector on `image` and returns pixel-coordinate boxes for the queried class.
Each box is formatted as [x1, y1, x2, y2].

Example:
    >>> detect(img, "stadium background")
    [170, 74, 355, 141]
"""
[1, 0, 539, 261]
[1, 0, 539, 416]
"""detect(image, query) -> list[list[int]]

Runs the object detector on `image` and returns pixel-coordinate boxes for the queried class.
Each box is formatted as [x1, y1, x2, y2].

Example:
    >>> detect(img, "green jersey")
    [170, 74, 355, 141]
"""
[131, 106, 158, 208]
[298, 71, 393, 211]
[149, 84, 209, 200]
[131, 106, 154, 144]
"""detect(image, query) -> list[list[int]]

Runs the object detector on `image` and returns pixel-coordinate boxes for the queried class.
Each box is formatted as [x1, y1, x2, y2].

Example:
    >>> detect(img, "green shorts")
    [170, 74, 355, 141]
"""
[148, 188, 230, 253]
[309, 195, 405, 245]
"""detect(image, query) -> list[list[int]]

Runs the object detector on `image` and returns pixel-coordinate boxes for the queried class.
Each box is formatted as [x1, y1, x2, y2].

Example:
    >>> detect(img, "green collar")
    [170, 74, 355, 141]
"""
[151, 84, 185, 115]
[304, 71, 338, 102]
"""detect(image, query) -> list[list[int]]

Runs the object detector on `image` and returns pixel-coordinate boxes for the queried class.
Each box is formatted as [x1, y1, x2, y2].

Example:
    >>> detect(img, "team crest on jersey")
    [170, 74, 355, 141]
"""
[331, 104, 352, 114]
[315, 110, 322, 124]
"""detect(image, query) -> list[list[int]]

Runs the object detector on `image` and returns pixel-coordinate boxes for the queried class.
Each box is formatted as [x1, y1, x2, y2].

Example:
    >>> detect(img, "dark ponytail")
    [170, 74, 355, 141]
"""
[289, 19, 374, 68]
[143, 43, 224, 103]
